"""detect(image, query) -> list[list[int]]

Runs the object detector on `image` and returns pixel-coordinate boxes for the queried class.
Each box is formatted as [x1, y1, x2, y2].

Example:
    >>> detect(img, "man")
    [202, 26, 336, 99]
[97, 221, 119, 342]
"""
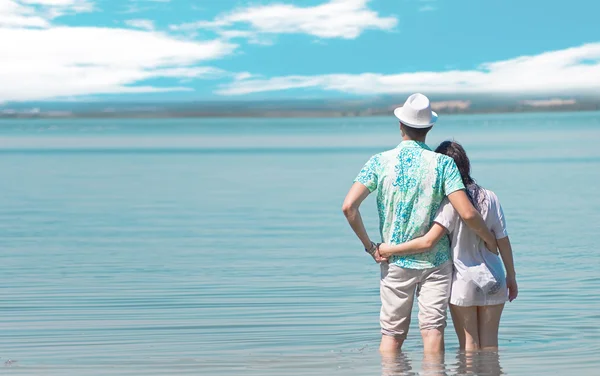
[342, 93, 497, 354]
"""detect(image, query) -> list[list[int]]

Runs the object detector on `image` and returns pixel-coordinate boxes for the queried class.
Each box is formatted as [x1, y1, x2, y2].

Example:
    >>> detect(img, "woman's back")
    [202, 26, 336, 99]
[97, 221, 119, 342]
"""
[435, 187, 509, 306]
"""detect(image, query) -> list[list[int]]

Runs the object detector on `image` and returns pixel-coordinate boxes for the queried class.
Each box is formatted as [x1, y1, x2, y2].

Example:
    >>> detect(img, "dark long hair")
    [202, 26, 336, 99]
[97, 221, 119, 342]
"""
[435, 141, 485, 210]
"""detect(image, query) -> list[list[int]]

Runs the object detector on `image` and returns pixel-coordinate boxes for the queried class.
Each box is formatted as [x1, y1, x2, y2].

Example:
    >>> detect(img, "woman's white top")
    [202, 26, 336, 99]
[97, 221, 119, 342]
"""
[434, 188, 509, 307]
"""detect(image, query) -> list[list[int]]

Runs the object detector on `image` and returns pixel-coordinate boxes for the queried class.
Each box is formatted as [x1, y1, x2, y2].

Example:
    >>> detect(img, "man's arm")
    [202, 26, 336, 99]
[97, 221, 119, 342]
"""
[447, 190, 498, 253]
[342, 182, 387, 263]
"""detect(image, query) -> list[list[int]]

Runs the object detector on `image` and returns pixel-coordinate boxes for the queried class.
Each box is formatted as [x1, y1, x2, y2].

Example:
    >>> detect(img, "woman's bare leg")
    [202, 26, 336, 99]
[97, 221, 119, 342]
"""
[450, 305, 466, 349]
[477, 304, 504, 350]
[450, 304, 479, 351]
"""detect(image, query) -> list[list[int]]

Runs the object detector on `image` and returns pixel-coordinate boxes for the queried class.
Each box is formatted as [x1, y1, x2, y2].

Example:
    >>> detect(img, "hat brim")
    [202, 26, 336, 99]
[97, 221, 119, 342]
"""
[394, 107, 438, 128]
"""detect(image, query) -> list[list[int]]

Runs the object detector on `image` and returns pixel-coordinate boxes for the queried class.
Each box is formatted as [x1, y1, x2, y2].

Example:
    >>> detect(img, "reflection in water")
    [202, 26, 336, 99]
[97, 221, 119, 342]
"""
[381, 352, 416, 376]
[422, 352, 449, 376]
[453, 351, 503, 376]
[380, 351, 503, 376]
[381, 352, 449, 376]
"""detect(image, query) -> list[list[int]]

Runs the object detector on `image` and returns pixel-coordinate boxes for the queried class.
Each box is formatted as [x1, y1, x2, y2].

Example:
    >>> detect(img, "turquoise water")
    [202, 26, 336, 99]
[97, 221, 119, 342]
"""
[0, 112, 599, 375]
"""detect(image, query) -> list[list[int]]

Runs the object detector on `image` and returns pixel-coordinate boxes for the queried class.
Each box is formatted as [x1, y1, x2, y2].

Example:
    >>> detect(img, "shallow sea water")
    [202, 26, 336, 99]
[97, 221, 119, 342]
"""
[0, 112, 599, 375]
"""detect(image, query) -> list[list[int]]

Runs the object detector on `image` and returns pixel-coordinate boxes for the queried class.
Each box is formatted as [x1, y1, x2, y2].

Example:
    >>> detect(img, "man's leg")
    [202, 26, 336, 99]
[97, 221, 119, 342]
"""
[416, 262, 452, 354]
[380, 335, 402, 353]
[379, 263, 418, 354]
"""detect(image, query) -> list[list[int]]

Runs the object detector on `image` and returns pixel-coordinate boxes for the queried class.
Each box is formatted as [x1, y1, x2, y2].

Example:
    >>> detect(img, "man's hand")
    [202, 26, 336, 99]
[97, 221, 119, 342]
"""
[372, 249, 388, 264]
[484, 238, 499, 255]
[506, 275, 518, 302]
[366, 242, 387, 263]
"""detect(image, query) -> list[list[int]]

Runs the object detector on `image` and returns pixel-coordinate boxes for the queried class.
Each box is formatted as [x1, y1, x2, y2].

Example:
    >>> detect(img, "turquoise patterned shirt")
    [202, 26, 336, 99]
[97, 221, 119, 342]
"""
[354, 140, 465, 269]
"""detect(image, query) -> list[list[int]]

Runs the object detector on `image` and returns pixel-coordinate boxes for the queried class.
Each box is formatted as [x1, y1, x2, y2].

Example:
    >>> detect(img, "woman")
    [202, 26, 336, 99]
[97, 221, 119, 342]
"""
[378, 141, 518, 351]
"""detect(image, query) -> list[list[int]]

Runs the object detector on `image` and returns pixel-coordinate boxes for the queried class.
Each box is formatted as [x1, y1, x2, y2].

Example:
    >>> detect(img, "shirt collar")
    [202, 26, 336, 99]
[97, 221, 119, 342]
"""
[398, 140, 432, 151]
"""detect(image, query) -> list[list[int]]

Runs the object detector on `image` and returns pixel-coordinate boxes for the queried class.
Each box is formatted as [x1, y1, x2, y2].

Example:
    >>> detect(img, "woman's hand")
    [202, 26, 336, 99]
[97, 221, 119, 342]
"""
[506, 275, 518, 302]
[378, 243, 393, 258]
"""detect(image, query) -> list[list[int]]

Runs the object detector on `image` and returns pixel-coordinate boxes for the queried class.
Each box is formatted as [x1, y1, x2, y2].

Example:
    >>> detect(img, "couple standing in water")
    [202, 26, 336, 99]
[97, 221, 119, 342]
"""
[342, 93, 518, 354]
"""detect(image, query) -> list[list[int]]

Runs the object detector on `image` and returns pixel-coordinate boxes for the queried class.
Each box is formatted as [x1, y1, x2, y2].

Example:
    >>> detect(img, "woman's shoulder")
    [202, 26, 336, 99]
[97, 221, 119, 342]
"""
[482, 188, 500, 203]
[481, 188, 504, 214]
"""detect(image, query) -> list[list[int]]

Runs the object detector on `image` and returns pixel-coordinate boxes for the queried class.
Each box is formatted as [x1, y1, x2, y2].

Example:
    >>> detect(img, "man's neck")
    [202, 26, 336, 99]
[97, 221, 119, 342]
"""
[402, 136, 427, 143]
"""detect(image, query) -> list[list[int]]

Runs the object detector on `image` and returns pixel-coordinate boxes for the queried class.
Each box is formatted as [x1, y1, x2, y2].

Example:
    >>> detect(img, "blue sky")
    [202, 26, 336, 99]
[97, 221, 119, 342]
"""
[1, 0, 600, 103]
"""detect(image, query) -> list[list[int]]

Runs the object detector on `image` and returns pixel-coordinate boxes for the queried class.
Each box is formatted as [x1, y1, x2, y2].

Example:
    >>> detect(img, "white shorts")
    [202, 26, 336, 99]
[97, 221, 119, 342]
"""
[380, 262, 453, 339]
[450, 269, 508, 307]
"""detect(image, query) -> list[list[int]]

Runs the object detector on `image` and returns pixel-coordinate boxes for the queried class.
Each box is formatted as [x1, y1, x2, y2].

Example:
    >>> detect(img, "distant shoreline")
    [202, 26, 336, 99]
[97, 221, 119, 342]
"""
[2, 96, 599, 119]
[1, 107, 600, 120]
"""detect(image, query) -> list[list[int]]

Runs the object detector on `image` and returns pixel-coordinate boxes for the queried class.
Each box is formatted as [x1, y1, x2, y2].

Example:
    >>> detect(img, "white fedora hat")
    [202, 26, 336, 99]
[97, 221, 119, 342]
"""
[394, 93, 438, 128]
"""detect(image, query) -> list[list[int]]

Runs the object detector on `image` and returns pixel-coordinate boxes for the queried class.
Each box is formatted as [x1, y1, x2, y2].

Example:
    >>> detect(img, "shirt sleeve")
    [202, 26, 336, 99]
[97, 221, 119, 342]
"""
[353, 154, 380, 192]
[442, 158, 465, 195]
[433, 198, 458, 233]
[489, 191, 508, 239]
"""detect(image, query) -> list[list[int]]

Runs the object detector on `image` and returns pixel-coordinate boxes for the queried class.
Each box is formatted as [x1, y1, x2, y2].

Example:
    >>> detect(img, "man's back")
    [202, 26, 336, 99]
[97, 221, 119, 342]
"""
[355, 140, 464, 269]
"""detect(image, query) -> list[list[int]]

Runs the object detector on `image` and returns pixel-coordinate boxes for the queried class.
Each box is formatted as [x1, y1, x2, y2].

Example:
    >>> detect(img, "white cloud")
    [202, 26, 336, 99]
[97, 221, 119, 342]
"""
[234, 72, 255, 81]
[0, 0, 402, 103]
[119, 0, 170, 14]
[216, 43, 600, 95]
[0, 0, 240, 103]
[171, 0, 397, 40]
[125, 18, 155, 31]
[21, 0, 84, 4]
[0, 27, 236, 102]
[0, 0, 93, 27]
[0, 13, 49, 28]
[153, 67, 226, 78]
[419, 5, 437, 12]
[21, 0, 93, 11]
[0, 0, 49, 27]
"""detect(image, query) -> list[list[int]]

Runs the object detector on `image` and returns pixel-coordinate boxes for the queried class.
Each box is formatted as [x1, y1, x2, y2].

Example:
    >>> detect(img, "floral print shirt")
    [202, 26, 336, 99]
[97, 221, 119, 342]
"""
[354, 140, 465, 269]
